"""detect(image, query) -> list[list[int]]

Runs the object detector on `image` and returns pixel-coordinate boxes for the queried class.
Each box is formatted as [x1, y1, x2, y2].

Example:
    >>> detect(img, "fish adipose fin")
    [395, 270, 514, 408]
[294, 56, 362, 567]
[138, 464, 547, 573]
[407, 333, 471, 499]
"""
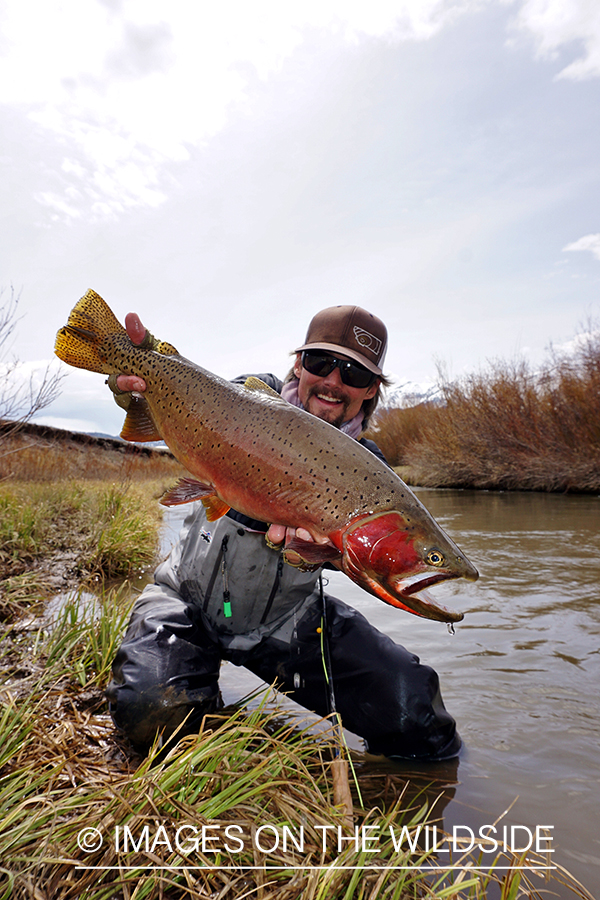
[54, 289, 126, 374]
[243, 377, 286, 401]
[120, 395, 162, 442]
[161, 477, 231, 520]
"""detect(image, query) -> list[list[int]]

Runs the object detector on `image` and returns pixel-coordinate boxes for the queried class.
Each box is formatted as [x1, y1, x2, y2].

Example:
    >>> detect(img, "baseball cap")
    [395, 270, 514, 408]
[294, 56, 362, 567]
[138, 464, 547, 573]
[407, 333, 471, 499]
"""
[296, 305, 387, 375]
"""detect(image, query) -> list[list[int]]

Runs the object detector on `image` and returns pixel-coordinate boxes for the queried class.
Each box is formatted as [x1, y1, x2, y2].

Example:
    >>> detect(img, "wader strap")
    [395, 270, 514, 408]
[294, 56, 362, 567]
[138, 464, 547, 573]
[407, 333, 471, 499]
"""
[203, 534, 229, 613]
[259, 555, 284, 625]
[221, 536, 232, 618]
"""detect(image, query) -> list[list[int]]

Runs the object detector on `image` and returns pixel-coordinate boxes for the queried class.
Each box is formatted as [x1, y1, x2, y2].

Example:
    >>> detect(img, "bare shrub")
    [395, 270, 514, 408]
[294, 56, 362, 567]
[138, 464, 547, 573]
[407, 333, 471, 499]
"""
[365, 402, 441, 468]
[369, 325, 600, 492]
[0, 287, 64, 440]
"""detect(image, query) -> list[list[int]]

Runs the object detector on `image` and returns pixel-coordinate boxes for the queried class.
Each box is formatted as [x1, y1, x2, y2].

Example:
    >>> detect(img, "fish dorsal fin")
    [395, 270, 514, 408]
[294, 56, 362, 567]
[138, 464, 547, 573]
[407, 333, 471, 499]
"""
[243, 377, 285, 401]
[160, 478, 231, 520]
[120, 395, 163, 442]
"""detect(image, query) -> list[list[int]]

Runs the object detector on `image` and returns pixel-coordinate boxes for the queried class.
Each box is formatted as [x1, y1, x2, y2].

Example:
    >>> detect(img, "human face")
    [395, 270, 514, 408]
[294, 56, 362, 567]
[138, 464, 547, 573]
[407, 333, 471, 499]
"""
[293, 351, 379, 428]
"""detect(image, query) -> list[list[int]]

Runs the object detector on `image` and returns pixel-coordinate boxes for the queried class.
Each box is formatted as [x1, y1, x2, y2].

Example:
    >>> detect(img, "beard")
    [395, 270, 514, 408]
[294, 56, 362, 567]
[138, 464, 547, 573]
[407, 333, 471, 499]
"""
[305, 386, 351, 429]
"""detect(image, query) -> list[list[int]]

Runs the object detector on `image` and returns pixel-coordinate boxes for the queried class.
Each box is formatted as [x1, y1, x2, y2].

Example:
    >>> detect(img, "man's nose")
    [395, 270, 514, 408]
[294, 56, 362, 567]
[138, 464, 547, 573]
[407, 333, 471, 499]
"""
[320, 365, 344, 389]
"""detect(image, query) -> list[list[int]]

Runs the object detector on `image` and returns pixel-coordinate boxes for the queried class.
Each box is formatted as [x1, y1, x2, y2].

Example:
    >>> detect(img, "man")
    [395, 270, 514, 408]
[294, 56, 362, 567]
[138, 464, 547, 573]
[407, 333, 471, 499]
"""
[106, 305, 461, 760]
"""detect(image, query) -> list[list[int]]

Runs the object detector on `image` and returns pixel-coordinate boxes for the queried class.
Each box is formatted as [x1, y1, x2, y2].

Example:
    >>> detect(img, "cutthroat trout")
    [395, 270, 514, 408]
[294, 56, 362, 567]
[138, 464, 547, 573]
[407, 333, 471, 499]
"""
[55, 290, 478, 623]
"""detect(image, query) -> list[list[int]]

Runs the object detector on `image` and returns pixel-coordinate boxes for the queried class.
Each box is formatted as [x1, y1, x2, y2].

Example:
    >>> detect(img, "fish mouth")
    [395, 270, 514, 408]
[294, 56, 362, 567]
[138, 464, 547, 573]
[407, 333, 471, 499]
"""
[394, 571, 464, 623]
[398, 571, 457, 596]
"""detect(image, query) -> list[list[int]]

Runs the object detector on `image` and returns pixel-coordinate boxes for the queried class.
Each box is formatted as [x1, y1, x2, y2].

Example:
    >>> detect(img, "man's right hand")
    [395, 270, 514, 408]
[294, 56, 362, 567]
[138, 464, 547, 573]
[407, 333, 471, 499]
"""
[116, 313, 147, 393]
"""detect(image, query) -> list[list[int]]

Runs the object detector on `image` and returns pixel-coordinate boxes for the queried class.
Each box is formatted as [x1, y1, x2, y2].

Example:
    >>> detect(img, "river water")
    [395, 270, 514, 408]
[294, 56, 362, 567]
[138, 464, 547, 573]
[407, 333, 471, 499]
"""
[159, 490, 600, 895]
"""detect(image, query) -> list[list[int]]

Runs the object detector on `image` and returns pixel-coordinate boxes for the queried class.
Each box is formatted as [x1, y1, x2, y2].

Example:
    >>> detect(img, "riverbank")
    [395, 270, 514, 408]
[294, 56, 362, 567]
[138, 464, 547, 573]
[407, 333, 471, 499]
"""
[1, 477, 595, 897]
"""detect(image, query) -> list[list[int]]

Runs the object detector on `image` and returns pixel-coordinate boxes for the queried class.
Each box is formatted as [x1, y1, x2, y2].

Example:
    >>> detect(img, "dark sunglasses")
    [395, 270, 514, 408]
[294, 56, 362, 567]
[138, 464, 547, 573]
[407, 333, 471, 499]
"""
[301, 350, 377, 389]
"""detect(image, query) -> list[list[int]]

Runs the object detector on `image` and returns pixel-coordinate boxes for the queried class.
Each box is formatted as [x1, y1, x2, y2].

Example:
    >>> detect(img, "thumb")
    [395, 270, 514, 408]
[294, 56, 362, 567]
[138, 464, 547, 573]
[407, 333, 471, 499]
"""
[125, 312, 146, 345]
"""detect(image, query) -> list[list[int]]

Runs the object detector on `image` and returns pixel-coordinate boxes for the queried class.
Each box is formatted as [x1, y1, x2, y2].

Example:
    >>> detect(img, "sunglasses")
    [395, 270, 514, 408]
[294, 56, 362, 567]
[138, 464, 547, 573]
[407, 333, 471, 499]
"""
[301, 350, 377, 389]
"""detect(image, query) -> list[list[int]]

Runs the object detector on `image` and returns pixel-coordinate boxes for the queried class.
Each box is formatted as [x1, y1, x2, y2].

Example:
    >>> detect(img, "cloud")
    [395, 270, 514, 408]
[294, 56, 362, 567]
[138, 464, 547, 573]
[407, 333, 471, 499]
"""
[563, 232, 600, 260]
[33, 415, 104, 433]
[0, 0, 476, 222]
[5, 0, 598, 225]
[509, 0, 600, 80]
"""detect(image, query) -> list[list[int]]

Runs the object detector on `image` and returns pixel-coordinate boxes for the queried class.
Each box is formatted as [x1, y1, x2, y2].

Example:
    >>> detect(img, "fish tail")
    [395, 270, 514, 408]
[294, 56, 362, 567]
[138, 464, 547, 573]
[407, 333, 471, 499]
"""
[54, 289, 127, 374]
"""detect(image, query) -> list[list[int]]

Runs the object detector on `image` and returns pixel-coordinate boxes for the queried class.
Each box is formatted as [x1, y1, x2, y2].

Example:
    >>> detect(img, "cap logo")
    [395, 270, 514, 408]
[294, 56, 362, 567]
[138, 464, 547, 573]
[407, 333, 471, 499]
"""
[353, 326, 382, 356]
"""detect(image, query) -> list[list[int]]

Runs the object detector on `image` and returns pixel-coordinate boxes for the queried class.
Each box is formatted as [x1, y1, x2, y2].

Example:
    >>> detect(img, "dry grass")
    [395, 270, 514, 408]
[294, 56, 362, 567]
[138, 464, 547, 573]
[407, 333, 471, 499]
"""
[0, 424, 187, 485]
[0, 423, 187, 620]
[367, 329, 600, 492]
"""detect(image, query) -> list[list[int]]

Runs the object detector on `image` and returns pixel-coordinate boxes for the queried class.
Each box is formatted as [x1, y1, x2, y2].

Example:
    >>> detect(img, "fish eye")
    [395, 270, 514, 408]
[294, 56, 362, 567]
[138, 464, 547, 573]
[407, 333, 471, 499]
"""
[427, 549, 445, 567]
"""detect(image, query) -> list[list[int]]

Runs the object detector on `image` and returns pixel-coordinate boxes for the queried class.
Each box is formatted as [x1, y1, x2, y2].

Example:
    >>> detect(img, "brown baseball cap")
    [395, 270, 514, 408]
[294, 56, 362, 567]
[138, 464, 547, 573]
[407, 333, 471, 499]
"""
[296, 305, 388, 375]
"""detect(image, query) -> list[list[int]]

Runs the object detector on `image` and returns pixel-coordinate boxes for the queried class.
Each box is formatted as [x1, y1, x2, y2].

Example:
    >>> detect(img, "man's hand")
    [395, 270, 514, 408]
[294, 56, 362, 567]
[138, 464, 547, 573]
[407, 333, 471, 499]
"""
[116, 313, 147, 393]
[265, 525, 341, 571]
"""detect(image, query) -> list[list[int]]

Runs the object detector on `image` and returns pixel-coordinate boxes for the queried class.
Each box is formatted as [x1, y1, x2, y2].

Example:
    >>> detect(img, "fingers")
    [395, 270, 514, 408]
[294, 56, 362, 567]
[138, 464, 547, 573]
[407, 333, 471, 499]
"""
[266, 524, 326, 549]
[125, 312, 147, 345]
[116, 374, 147, 392]
[116, 314, 147, 392]
[265, 524, 286, 550]
[266, 525, 316, 547]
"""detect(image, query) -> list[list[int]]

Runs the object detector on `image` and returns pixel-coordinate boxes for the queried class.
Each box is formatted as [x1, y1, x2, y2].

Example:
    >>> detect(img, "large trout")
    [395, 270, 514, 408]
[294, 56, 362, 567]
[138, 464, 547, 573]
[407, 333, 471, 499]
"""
[55, 290, 478, 623]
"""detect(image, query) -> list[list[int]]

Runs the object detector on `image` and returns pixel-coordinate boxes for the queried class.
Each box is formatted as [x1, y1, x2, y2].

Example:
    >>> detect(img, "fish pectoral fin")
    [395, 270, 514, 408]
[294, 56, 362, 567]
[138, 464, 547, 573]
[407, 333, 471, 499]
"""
[201, 495, 231, 521]
[161, 477, 218, 507]
[120, 395, 163, 442]
[283, 537, 342, 565]
[243, 377, 286, 401]
[161, 478, 231, 518]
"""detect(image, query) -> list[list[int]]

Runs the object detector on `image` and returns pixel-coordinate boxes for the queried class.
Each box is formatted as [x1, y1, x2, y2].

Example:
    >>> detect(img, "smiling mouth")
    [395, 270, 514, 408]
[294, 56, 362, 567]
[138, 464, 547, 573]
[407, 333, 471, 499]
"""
[315, 392, 344, 405]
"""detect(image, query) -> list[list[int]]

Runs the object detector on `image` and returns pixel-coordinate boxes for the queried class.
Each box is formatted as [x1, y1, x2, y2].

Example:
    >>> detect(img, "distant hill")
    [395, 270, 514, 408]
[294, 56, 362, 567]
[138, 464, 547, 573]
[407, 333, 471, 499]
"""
[382, 378, 443, 408]
[0, 420, 173, 456]
[87, 431, 168, 450]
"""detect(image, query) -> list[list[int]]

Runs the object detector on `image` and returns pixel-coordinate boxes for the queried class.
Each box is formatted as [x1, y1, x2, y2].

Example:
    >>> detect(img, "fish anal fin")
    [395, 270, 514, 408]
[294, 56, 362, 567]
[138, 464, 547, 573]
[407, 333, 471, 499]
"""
[120, 395, 162, 442]
[160, 477, 218, 508]
[284, 537, 342, 565]
[243, 377, 285, 401]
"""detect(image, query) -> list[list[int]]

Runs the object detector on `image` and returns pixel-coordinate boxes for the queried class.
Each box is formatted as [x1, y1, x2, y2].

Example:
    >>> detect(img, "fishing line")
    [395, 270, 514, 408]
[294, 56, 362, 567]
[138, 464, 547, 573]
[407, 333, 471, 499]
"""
[318, 573, 364, 809]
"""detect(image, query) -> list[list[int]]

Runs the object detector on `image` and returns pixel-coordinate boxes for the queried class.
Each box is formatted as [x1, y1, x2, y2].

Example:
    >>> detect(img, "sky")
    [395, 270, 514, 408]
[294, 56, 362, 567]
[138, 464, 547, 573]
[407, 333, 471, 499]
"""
[1, 0, 600, 435]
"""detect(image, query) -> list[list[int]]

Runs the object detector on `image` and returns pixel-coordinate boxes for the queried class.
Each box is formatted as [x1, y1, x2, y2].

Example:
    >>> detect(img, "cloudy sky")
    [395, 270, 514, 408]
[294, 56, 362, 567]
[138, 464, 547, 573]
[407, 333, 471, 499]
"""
[2, 0, 600, 434]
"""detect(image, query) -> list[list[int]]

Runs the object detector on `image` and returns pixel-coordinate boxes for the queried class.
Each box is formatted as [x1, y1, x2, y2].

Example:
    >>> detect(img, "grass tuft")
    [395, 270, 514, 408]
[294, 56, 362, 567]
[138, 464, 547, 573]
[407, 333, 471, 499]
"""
[0, 480, 165, 620]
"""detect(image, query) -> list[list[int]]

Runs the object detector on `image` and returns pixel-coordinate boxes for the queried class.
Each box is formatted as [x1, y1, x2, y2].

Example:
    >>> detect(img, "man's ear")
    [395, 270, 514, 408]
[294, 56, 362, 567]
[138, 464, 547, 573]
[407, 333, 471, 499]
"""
[364, 378, 380, 401]
[293, 353, 303, 379]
